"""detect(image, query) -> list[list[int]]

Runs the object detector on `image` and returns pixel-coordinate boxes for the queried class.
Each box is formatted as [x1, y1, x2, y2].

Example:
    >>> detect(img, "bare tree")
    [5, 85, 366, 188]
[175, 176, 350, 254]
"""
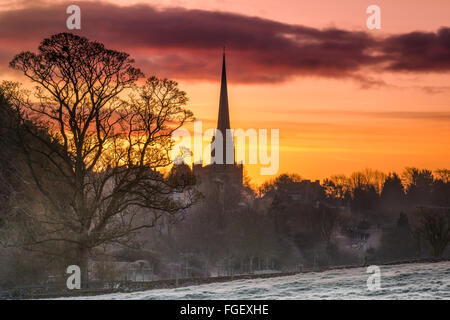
[323, 175, 350, 202]
[415, 208, 450, 259]
[5, 33, 197, 286]
[434, 169, 450, 184]
[349, 169, 386, 195]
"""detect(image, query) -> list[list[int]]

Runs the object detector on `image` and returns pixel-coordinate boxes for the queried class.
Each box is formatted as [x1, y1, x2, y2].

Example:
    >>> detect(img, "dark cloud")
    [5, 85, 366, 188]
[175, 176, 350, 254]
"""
[382, 28, 450, 72]
[0, 1, 449, 84]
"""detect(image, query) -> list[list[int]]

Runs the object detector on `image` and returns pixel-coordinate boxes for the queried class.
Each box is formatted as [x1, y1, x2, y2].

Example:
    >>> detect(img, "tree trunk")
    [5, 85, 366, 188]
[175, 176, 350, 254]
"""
[432, 244, 445, 260]
[78, 246, 90, 288]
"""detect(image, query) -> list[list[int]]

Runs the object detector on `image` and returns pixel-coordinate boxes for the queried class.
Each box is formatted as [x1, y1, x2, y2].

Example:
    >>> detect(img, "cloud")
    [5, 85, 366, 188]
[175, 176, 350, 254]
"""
[420, 86, 450, 94]
[382, 28, 450, 72]
[0, 1, 449, 85]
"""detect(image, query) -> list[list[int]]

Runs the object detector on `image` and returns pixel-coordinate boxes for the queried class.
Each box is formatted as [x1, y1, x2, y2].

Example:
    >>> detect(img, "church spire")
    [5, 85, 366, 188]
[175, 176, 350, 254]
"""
[213, 49, 234, 164]
[217, 48, 231, 133]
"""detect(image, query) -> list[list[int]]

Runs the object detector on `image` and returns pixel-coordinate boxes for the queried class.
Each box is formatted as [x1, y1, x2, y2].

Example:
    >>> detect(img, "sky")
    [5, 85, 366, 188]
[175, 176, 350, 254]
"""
[0, 0, 449, 185]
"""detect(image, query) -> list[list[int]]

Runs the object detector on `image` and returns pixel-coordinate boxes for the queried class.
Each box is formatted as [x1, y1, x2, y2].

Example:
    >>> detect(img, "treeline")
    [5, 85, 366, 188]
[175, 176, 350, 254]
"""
[140, 169, 450, 279]
[323, 168, 450, 211]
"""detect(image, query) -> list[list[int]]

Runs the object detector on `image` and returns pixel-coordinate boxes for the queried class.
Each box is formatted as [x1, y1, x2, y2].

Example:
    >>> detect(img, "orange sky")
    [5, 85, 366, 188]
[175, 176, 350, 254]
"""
[1, 0, 449, 185]
[169, 0, 450, 184]
[181, 72, 450, 185]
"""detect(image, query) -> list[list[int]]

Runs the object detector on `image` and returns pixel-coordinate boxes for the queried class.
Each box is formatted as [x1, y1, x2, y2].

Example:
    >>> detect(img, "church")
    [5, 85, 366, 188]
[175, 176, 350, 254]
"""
[193, 51, 243, 193]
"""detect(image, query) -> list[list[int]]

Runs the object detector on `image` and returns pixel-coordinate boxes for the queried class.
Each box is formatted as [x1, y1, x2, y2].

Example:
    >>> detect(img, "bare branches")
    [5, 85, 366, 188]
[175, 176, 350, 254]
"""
[10, 33, 144, 174]
[5, 33, 198, 280]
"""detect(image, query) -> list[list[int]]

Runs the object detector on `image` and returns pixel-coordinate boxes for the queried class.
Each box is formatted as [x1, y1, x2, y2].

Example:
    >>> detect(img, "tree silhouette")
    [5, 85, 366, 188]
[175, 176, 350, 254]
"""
[7, 33, 197, 286]
[380, 173, 405, 213]
[415, 208, 450, 259]
[432, 169, 450, 207]
[0, 88, 20, 227]
[402, 167, 434, 206]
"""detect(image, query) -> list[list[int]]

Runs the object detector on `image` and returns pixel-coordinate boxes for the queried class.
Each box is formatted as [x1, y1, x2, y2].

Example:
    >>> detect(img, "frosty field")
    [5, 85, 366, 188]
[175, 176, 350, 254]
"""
[59, 261, 450, 300]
